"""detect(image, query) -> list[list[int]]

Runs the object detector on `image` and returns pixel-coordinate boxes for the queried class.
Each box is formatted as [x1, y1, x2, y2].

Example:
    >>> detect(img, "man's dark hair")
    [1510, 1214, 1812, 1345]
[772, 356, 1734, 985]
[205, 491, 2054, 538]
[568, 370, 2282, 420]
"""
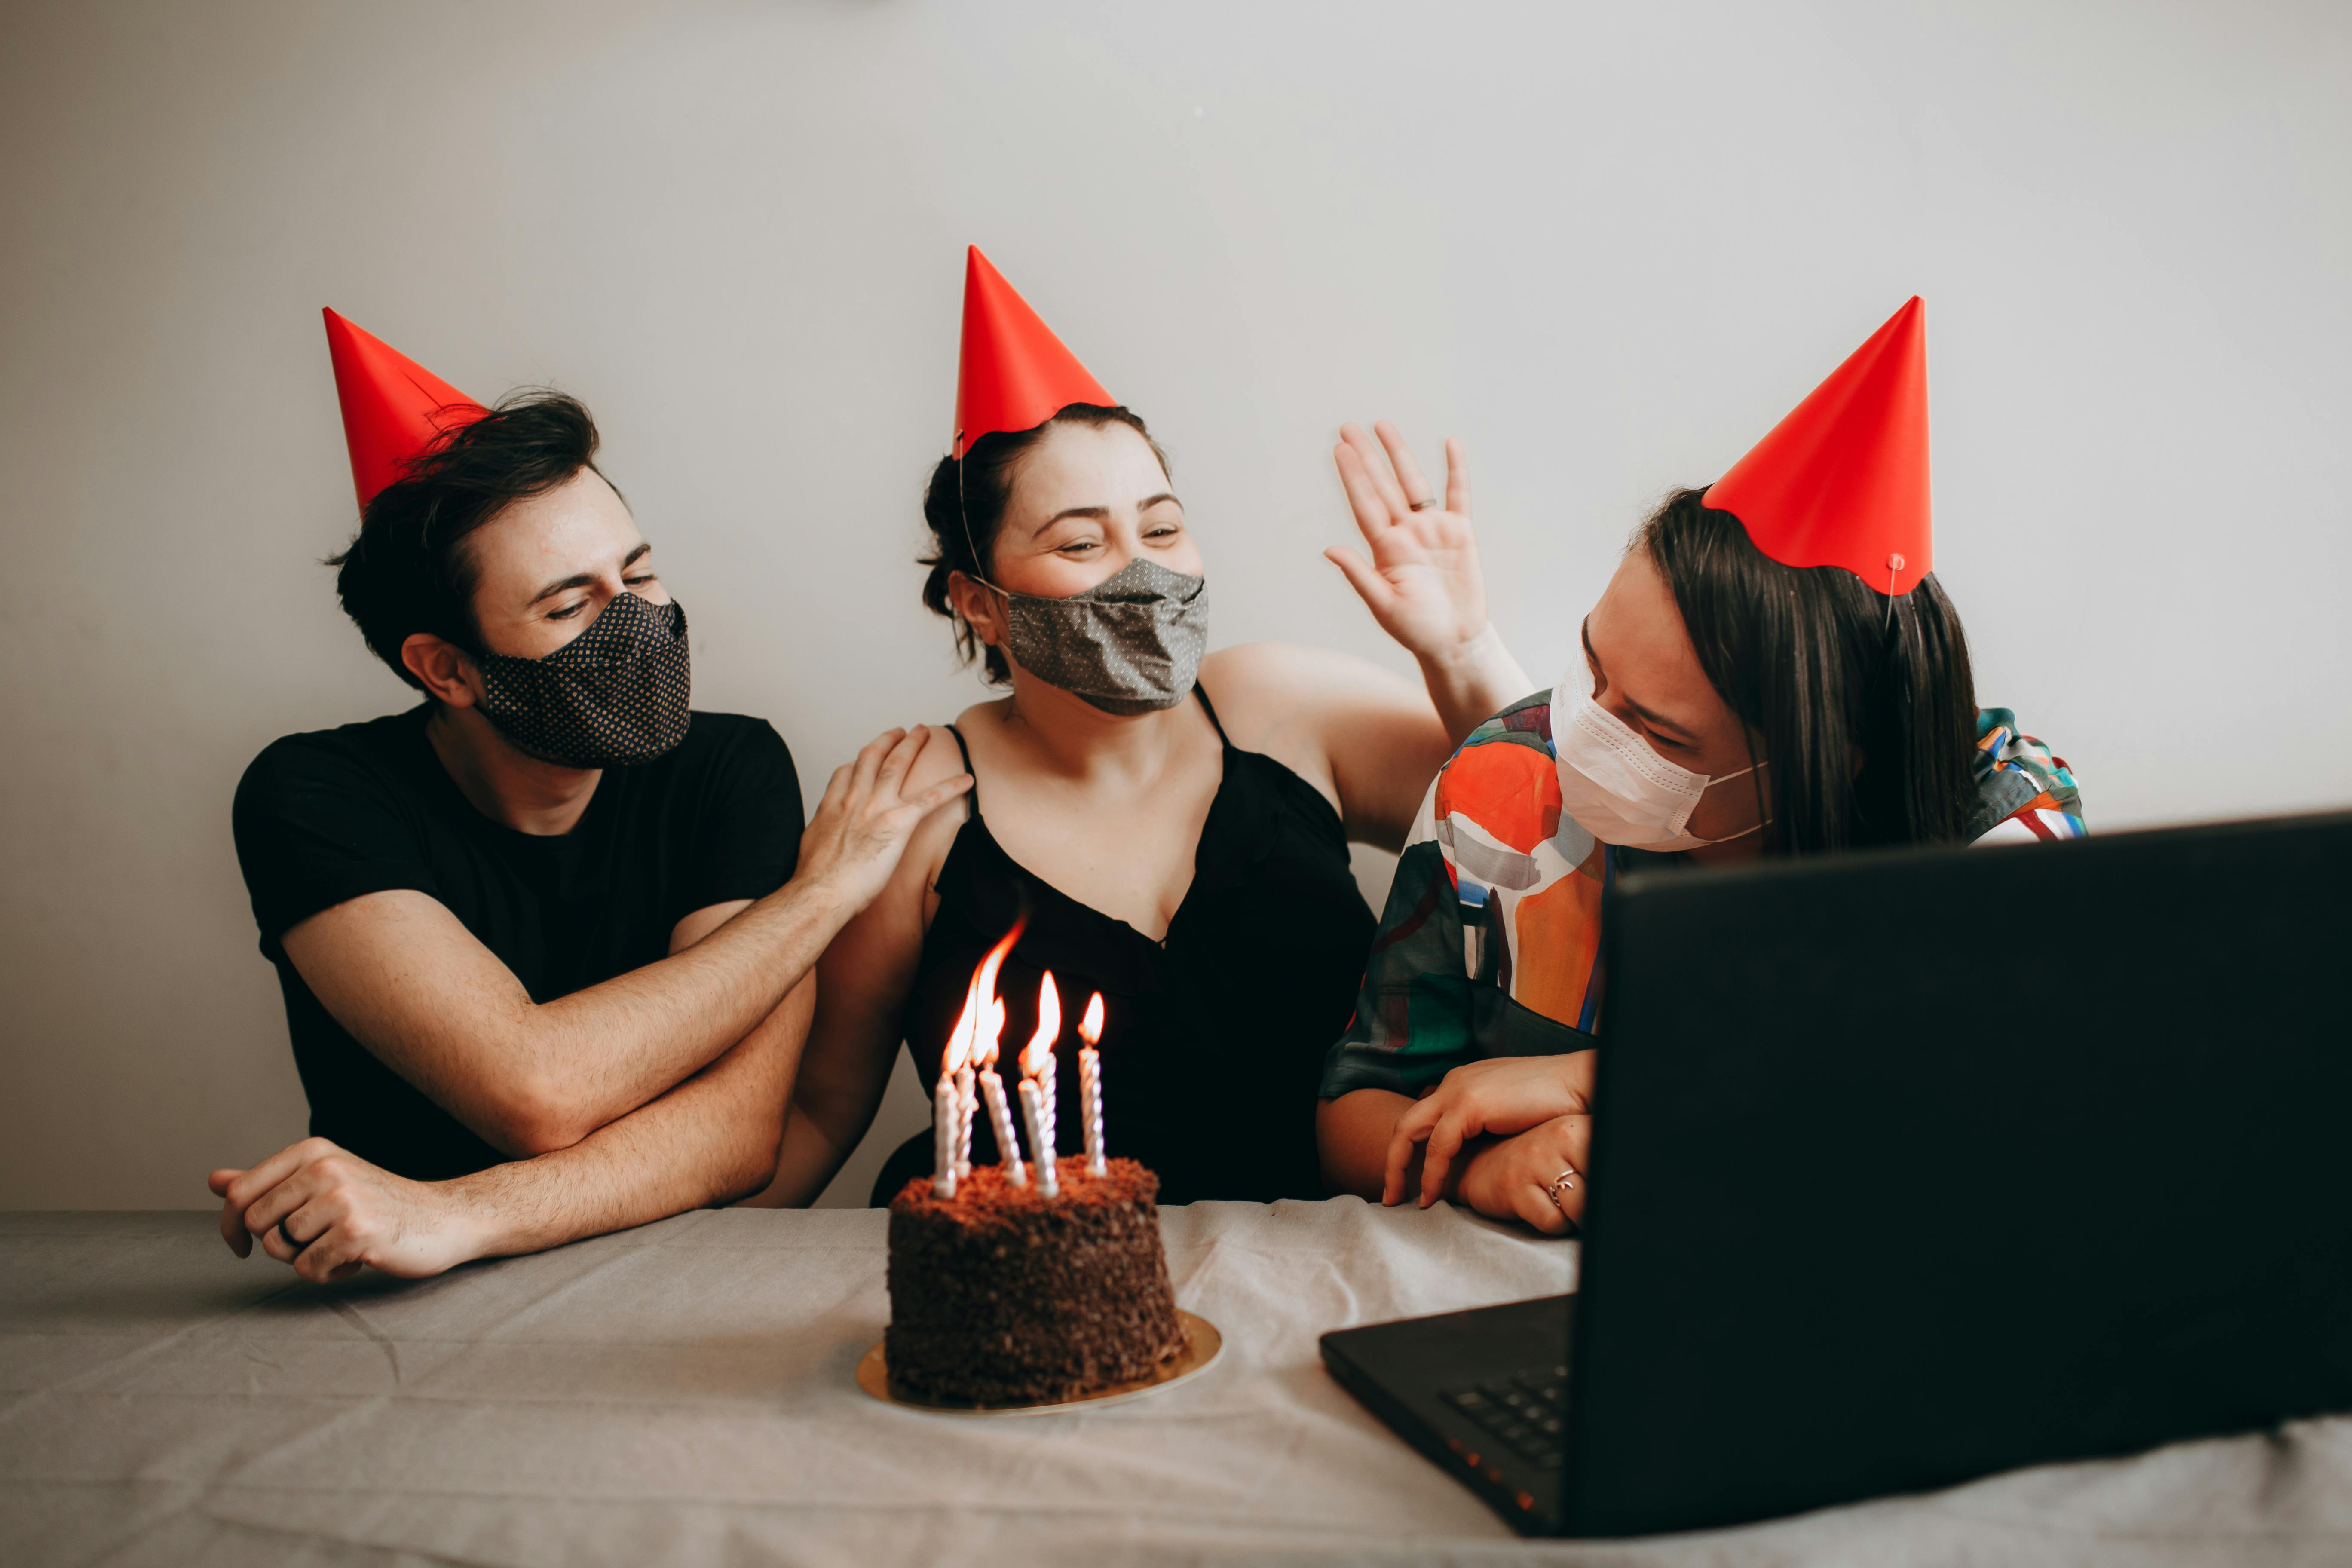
[329, 391, 609, 692]
[1636, 488, 1981, 853]
[917, 404, 1167, 683]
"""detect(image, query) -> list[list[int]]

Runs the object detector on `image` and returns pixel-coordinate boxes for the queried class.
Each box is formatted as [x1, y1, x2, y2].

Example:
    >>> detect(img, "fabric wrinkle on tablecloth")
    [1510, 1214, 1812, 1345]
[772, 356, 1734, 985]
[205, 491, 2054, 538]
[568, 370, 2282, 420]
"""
[3, 1203, 2349, 1568]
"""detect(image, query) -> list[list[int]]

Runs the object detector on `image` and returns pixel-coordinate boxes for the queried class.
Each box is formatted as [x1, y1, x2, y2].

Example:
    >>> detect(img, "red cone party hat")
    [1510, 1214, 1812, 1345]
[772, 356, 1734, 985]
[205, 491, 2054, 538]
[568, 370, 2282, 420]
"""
[1706, 297, 1932, 598]
[322, 308, 488, 510]
[953, 246, 1114, 458]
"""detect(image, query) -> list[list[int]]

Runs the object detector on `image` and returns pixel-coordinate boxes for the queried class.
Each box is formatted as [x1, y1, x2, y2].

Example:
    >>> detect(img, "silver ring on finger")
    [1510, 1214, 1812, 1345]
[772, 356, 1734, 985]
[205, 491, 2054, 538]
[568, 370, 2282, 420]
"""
[1545, 1167, 1580, 1218]
[1409, 497, 1439, 511]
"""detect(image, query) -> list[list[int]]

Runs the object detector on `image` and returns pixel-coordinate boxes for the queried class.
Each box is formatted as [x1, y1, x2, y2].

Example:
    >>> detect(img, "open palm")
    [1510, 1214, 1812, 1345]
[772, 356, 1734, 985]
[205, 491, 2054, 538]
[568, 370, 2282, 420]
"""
[1327, 421, 1491, 661]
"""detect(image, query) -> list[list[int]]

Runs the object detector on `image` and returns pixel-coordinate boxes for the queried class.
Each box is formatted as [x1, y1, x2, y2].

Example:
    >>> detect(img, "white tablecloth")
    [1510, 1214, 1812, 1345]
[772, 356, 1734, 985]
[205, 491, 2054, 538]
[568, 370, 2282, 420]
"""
[4, 1204, 2348, 1566]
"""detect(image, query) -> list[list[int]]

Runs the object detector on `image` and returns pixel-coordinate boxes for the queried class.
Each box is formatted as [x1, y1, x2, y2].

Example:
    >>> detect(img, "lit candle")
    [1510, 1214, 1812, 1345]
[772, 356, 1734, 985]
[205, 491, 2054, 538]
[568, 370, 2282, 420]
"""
[955, 1071, 976, 1178]
[1019, 972, 1062, 1194]
[934, 985, 983, 1197]
[978, 996, 1026, 1186]
[954, 918, 1026, 1184]
[933, 1073, 959, 1198]
[1078, 991, 1107, 1177]
[1019, 1078, 1057, 1198]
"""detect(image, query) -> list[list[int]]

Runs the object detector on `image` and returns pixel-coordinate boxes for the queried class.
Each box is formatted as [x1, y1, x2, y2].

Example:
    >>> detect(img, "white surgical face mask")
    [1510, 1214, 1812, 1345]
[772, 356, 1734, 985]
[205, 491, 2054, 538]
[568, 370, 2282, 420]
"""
[1549, 663, 1765, 852]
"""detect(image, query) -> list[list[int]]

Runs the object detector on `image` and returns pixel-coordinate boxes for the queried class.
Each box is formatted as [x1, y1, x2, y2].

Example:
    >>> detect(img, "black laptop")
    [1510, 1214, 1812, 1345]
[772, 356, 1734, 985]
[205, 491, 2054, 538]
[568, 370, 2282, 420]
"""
[1322, 811, 2352, 1537]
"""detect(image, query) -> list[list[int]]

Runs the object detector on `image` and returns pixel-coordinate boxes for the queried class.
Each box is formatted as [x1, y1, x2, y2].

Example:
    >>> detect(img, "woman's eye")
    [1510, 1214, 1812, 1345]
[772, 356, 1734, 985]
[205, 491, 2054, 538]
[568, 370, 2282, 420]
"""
[1145, 524, 1179, 540]
[1058, 539, 1101, 555]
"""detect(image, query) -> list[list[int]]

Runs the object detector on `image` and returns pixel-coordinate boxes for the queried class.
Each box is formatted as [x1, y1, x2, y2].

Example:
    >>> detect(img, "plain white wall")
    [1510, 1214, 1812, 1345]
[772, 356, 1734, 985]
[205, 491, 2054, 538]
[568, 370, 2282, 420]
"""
[3, 1, 2347, 1210]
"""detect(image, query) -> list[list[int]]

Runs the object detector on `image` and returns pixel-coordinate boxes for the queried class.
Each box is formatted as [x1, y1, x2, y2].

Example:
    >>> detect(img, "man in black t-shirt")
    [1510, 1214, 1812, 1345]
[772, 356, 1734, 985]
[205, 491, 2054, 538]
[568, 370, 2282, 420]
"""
[218, 367, 968, 1284]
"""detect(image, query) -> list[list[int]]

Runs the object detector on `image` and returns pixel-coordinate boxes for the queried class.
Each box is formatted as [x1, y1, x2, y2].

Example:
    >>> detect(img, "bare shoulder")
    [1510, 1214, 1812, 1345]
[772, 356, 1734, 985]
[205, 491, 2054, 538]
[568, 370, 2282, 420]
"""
[1201, 643, 1424, 742]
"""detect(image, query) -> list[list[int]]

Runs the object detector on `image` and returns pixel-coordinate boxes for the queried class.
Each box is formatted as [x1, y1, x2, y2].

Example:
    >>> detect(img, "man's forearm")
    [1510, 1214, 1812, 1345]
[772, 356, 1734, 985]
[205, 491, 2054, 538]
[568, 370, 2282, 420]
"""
[286, 876, 853, 1159]
[216, 978, 808, 1283]
[451, 998, 797, 1261]
[1418, 625, 1535, 744]
[514, 874, 853, 1145]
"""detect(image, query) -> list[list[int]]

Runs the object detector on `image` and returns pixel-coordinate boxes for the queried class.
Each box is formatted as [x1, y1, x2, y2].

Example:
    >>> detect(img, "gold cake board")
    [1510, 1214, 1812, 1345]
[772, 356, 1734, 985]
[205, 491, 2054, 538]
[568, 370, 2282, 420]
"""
[857, 1310, 1223, 1416]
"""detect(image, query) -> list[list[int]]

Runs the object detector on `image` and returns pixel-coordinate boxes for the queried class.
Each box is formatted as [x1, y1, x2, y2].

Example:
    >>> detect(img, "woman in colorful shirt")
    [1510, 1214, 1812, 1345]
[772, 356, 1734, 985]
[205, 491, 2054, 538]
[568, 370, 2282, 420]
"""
[1316, 299, 2084, 1233]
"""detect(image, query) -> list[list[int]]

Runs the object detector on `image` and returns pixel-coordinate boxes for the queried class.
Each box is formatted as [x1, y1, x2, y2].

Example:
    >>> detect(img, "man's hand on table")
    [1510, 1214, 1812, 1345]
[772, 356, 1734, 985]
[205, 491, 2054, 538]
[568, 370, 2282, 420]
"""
[209, 1138, 486, 1283]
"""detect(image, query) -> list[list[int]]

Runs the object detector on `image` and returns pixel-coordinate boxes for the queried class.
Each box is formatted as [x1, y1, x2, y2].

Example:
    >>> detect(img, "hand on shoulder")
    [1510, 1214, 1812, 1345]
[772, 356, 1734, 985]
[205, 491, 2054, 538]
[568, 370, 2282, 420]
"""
[793, 727, 972, 917]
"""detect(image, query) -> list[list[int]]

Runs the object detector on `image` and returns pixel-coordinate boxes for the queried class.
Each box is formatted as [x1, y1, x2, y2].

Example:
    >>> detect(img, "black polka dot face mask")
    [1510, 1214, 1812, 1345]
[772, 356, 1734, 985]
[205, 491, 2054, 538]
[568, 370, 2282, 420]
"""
[992, 557, 1208, 715]
[471, 594, 692, 769]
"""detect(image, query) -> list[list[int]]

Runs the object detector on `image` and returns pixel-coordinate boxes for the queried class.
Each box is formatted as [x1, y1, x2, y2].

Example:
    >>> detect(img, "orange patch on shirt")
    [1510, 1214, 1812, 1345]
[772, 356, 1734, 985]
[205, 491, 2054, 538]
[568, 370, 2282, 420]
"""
[1511, 868, 1605, 1028]
[1435, 745, 1560, 855]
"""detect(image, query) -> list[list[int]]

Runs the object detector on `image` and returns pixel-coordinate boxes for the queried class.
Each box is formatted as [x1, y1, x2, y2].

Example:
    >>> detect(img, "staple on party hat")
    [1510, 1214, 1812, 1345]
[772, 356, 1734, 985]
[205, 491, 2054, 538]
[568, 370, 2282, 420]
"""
[1706, 297, 1932, 598]
[322, 308, 487, 511]
[952, 246, 1115, 458]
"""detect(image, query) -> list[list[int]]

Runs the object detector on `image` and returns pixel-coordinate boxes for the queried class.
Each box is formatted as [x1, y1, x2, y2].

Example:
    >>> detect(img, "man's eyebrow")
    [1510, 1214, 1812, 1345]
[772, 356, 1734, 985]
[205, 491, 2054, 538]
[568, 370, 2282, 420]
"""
[528, 572, 597, 606]
[528, 542, 652, 606]
[1583, 619, 1701, 742]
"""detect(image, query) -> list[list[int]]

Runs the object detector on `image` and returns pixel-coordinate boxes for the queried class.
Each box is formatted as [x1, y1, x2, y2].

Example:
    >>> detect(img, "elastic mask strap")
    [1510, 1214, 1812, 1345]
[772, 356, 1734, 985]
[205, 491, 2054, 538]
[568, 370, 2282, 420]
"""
[956, 453, 977, 581]
[1687, 759, 1770, 845]
[955, 455, 1011, 603]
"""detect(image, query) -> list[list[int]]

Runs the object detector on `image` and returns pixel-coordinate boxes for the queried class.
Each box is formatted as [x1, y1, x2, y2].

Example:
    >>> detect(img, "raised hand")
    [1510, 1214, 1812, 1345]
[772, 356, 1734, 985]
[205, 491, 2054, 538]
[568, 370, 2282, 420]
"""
[794, 727, 972, 915]
[1326, 421, 1492, 665]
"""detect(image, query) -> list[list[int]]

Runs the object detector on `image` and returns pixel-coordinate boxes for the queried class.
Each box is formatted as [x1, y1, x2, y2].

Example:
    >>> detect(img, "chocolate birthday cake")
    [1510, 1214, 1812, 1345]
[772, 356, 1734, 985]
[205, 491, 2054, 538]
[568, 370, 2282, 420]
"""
[885, 1156, 1187, 1405]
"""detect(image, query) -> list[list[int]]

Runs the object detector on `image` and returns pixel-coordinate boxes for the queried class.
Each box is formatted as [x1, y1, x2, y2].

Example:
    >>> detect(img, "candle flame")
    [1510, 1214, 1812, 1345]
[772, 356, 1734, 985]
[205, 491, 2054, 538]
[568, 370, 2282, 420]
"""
[1079, 991, 1105, 1048]
[956, 916, 1026, 1072]
[1020, 971, 1061, 1079]
[941, 989, 980, 1077]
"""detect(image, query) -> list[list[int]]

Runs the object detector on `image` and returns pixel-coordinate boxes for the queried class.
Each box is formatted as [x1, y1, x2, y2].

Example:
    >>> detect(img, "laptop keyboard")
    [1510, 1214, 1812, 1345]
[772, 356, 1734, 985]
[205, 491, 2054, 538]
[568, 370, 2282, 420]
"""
[1440, 1364, 1571, 1468]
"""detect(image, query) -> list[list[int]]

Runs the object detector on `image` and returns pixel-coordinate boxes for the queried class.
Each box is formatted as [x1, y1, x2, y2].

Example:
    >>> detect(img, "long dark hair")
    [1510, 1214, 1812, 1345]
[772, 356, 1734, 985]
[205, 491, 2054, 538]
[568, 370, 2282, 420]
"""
[1637, 488, 1978, 852]
[918, 403, 1166, 683]
[329, 390, 609, 689]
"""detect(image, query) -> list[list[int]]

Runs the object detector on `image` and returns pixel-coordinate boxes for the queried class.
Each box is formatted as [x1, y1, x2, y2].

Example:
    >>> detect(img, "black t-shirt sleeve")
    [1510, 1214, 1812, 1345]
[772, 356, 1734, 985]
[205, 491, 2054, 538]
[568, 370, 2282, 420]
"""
[677, 717, 805, 918]
[233, 735, 439, 960]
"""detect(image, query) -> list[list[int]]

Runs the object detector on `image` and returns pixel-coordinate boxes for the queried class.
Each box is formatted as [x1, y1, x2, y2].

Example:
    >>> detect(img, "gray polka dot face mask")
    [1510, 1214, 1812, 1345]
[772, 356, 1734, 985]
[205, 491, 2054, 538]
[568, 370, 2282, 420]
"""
[471, 594, 692, 769]
[993, 557, 1208, 715]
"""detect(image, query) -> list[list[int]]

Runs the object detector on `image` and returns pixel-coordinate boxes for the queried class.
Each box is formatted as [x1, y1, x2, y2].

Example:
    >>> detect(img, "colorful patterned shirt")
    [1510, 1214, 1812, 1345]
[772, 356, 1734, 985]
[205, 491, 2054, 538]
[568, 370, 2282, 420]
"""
[1318, 695, 2084, 1098]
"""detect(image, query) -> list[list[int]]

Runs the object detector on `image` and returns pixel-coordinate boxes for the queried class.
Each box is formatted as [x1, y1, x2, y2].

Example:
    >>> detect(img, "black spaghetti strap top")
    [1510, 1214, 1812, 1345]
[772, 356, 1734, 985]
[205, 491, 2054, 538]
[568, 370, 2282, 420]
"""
[870, 687, 1377, 1206]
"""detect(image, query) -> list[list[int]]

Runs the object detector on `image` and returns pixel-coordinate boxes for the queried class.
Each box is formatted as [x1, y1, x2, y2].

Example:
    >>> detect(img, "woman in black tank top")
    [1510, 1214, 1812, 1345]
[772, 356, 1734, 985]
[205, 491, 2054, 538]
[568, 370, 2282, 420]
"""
[782, 258, 1534, 1209]
[870, 689, 1376, 1203]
